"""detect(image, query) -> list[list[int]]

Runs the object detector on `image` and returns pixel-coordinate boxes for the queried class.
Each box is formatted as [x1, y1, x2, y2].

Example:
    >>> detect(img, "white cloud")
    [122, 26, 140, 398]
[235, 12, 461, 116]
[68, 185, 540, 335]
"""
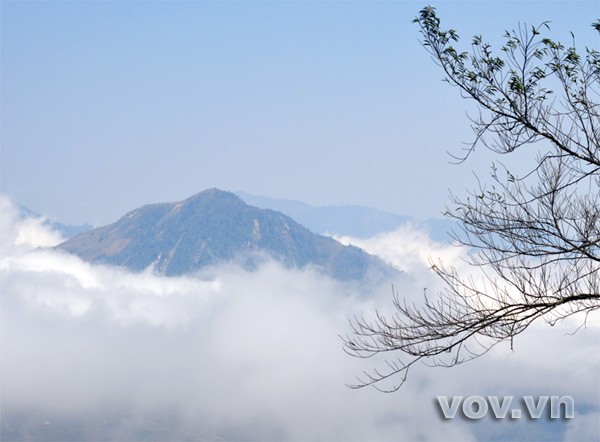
[1, 197, 598, 441]
[0, 195, 65, 251]
[15, 217, 65, 248]
[336, 223, 462, 268]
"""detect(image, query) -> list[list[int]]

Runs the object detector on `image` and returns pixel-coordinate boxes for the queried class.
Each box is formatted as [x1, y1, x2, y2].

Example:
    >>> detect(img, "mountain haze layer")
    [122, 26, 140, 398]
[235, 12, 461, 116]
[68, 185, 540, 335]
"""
[16, 203, 92, 239]
[236, 191, 455, 242]
[236, 191, 411, 238]
[57, 189, 392, 280]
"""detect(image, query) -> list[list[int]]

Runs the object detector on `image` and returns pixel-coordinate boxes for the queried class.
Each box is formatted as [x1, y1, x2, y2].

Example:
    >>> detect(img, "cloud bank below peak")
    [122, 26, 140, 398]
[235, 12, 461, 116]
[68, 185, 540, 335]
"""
[1, 195, 598, 441]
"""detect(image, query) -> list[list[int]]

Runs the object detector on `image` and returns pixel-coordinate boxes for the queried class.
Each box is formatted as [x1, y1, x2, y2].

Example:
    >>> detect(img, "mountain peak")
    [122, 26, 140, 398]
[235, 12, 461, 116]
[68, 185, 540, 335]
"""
[172, 188, 246, 211]
[186, 188, 241, 201]
[57, 189, 394, 280]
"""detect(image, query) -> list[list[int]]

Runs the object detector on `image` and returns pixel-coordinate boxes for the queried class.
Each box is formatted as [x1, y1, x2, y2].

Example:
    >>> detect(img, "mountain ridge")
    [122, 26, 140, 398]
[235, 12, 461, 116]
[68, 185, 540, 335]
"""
[235, 191, 455, 242]
[57, 189, 394, 281]
[16, 203, 93, 239]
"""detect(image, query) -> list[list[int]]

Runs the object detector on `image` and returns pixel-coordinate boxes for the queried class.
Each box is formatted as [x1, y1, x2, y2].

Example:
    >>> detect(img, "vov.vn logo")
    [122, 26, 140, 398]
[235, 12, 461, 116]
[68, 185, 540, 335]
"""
[436, 395, 574, 419]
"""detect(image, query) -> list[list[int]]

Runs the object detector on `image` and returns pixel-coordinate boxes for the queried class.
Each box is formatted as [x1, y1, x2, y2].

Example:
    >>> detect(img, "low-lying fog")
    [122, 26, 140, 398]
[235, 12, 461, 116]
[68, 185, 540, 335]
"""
[1, 196, 597, 441]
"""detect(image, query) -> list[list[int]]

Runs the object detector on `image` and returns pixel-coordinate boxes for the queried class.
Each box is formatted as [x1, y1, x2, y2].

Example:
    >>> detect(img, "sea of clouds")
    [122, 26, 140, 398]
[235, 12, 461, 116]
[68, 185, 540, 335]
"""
[1, 195, 598, 441]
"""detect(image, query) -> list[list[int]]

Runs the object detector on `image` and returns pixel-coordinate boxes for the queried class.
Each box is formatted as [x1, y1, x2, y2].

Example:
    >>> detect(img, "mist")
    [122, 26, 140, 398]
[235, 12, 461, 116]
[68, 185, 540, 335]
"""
[1, 196, 597, 441]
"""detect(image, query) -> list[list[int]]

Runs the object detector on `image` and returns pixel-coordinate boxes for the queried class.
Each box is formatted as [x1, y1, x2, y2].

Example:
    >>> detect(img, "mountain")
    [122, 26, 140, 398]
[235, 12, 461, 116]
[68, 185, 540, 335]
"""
[235, 191, 455, 242]
[235, 192, 410, 238]
[17, 203, 93, 239]
[57, 189, 394, 280]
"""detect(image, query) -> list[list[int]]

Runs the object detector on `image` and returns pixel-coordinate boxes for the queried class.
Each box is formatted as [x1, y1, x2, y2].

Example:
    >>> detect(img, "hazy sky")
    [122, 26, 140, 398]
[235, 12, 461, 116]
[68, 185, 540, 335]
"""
[1, 1, 598, 225]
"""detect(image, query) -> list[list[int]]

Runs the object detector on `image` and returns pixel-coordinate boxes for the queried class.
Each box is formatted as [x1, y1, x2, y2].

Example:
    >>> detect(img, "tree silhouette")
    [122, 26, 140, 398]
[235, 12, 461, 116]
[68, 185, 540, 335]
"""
[343, 7, 600, 392]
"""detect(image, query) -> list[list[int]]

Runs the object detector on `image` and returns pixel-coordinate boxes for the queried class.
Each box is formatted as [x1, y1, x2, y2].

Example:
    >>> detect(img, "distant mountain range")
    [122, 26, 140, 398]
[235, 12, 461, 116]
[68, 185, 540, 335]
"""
[57, 189, 395, 281]
[235, 192, 410, 238]
[16, 204, 92, 239]
[236, 192, 455, 242]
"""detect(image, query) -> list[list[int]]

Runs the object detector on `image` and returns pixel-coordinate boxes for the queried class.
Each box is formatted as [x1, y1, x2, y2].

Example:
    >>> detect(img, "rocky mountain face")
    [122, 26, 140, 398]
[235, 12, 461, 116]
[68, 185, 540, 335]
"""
[57, 189, 394, 280]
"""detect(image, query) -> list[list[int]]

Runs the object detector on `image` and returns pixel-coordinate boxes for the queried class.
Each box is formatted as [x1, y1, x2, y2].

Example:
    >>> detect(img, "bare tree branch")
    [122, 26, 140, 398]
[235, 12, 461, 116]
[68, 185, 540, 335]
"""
[344, 7, 600, 392]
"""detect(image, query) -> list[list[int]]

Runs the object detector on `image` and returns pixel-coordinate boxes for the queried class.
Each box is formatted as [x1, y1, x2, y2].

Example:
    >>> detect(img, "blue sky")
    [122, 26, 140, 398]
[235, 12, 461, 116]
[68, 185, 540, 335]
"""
[1, 0, 598, 225]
